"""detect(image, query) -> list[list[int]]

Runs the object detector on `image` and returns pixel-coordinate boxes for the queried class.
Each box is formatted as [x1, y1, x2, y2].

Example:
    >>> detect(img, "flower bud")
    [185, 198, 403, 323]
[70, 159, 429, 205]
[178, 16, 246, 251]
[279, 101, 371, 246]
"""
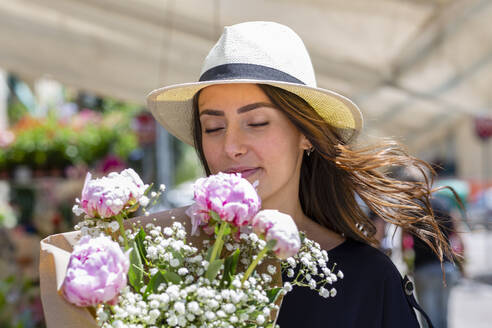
[252, 210, 301, 259]
[79, 169, 149, 218]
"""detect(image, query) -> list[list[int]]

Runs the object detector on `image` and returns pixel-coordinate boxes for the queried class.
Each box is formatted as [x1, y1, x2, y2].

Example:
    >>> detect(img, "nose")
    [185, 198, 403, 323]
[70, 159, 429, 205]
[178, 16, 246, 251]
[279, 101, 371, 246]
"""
[223, 127, 247, 159]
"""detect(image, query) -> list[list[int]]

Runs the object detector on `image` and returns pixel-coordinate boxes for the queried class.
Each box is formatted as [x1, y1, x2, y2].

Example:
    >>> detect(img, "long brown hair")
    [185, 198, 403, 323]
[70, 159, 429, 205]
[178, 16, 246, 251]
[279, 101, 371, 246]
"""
[192, 84, 455, 263]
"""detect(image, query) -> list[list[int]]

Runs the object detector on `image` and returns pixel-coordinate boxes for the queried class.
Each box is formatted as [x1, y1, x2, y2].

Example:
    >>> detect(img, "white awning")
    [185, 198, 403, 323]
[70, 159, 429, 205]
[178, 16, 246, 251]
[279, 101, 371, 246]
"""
[1, 0, 491, 154]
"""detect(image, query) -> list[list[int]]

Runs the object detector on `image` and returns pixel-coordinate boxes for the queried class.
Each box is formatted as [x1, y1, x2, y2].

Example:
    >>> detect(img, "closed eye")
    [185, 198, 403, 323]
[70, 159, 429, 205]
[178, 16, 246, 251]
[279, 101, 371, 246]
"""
[249, 122, 269, 127]
[204, 127, 224, 133]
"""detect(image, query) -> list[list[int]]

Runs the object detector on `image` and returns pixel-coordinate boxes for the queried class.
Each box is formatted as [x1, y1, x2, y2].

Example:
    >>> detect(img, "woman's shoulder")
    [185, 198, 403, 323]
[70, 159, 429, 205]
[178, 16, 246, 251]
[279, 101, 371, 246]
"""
[333, 239, 403, 281]
[343, 241, 419, 325]
[334, 239, 419, 325]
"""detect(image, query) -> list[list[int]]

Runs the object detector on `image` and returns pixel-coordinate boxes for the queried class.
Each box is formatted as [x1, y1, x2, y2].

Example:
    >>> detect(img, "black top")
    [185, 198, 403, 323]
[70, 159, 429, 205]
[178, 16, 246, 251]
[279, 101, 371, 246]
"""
[277, 239, 419, 328]
[414, 197, 454, 268]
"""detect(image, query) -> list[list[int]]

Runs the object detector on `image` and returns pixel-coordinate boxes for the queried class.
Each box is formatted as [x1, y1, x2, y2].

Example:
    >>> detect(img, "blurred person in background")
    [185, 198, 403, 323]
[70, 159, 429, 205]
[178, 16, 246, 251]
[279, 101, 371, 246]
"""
[357, 195, 391, 255]
[368, 209, 393, 256]
[400, 166, 465, 328]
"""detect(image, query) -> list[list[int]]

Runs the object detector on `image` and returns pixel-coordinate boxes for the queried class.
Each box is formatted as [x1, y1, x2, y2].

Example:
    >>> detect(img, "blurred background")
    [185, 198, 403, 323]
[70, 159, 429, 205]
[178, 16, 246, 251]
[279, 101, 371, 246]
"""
[0, 0, 491, 327]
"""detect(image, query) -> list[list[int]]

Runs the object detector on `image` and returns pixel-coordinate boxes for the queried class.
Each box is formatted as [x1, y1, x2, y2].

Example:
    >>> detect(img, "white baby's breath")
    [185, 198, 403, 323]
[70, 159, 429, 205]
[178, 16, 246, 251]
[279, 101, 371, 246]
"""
[109, 221, 120, 233]
[319, 287, 329, 298]
[139, 195, 150, 207]
[73, 171, 342, 328]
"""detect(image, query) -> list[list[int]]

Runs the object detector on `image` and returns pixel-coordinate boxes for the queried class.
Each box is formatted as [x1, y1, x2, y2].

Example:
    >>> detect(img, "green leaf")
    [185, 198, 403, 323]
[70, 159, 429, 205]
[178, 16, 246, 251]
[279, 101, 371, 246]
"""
[162, 271, 182, 284]
[144, 270, 166, 297]
[221, 249, 240, 288]
[266, 287, 283, 303]
[128, 241, 143, 290]
[135, 228, 148, 265]
[205, 259, 224, 281]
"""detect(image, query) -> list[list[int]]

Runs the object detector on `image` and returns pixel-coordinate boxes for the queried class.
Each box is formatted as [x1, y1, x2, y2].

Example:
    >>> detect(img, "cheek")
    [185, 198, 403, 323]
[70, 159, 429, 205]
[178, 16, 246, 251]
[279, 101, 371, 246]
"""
[264, 128, 301, 160]
[258, 138, 285, 161]
[256, 132, 301, 178]
[202, 139, 220, 172]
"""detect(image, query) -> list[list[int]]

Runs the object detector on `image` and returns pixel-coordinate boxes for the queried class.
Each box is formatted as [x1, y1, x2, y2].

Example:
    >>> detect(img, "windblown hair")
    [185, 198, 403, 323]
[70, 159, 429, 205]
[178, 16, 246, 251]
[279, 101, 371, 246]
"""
[192, 84, 456, 264]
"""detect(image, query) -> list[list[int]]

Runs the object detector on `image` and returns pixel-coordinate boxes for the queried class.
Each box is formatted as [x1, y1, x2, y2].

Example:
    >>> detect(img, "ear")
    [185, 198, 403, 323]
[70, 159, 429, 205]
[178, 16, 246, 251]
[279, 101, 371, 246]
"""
[299, 134, 312, 150]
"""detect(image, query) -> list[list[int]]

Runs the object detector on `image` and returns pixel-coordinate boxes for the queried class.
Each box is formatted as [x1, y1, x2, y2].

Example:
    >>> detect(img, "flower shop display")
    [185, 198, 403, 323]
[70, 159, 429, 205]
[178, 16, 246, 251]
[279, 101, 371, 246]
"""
[0, 109, 139, 179]
[62, 169, 343, 327]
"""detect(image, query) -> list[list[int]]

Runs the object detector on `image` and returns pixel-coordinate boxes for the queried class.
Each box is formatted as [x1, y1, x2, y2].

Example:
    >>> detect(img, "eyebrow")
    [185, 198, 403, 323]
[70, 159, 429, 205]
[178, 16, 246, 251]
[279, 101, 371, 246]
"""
[199, 102, 276, 117]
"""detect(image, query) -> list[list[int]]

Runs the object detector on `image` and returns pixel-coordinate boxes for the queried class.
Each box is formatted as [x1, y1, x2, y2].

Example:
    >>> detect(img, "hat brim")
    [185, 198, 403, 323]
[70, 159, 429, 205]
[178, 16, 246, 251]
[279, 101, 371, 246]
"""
[146, 79, 363, 146]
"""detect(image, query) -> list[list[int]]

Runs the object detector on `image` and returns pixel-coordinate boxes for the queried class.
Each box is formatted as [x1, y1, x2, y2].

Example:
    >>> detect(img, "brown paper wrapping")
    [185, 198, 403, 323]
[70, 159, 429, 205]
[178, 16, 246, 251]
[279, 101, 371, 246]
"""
[39, 231, 99, 328]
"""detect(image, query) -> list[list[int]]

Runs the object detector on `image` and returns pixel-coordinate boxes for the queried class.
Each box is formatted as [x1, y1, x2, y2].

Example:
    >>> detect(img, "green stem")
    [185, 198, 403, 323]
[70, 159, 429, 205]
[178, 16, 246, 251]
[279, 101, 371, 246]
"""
[209, 221, 228, 263]
[132, 263, 150, 277]
[116, 214, 128, 250]
[242, 246, 270, 284]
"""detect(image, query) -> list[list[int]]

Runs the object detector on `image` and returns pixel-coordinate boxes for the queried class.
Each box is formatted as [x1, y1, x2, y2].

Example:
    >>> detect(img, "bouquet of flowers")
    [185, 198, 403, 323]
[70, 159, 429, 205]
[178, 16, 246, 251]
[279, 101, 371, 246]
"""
[62, 169, 343, 327]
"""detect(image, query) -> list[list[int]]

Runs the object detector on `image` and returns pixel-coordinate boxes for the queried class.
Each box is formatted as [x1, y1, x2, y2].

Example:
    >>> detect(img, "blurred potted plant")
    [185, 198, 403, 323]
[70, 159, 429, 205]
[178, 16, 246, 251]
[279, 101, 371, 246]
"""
[3, 106, 139, 178]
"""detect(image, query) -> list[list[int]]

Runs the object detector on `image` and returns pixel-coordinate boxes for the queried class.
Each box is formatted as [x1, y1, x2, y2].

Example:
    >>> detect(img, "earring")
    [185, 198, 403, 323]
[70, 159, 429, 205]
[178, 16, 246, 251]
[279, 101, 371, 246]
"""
[306, 147, 314, 156]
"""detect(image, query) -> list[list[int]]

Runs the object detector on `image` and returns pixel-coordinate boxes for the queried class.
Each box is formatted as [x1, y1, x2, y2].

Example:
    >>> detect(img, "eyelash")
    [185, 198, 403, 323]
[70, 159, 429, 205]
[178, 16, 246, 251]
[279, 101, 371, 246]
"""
[204, 127, 223, 133]
[249, 122, 269, 127]
[204, 122, 269, 134]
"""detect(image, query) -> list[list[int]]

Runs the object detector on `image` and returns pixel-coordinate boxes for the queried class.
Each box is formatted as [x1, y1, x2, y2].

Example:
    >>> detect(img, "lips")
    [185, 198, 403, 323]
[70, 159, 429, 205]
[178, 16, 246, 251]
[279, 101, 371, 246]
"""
[224, 167, 260, 179]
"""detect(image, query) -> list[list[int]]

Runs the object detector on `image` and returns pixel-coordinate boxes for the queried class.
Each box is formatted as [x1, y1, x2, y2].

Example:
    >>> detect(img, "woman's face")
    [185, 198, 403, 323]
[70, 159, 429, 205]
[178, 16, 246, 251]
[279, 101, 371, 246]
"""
[198, 83, 310, 206]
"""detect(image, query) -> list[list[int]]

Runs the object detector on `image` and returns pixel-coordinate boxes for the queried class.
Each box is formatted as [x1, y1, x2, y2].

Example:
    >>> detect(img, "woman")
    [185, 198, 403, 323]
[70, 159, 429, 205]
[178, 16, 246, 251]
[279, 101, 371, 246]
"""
[39, 21, 449, 327]
[146, 21, 452, 327]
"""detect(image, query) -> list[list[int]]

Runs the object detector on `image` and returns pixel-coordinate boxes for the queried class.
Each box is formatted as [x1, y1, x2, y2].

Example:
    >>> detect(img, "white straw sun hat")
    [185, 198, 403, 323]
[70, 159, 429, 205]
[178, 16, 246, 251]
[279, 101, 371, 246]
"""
[146, 21, 363, 145]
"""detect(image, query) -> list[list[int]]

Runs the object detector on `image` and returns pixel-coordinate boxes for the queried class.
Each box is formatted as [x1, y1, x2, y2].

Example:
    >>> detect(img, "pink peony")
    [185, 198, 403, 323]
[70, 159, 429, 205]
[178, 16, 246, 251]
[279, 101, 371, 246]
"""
[62, 235, 130, 307]
[74, 168, 149, 219]
[186, 173, 261, 235]
[252, 210, 301, 259]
